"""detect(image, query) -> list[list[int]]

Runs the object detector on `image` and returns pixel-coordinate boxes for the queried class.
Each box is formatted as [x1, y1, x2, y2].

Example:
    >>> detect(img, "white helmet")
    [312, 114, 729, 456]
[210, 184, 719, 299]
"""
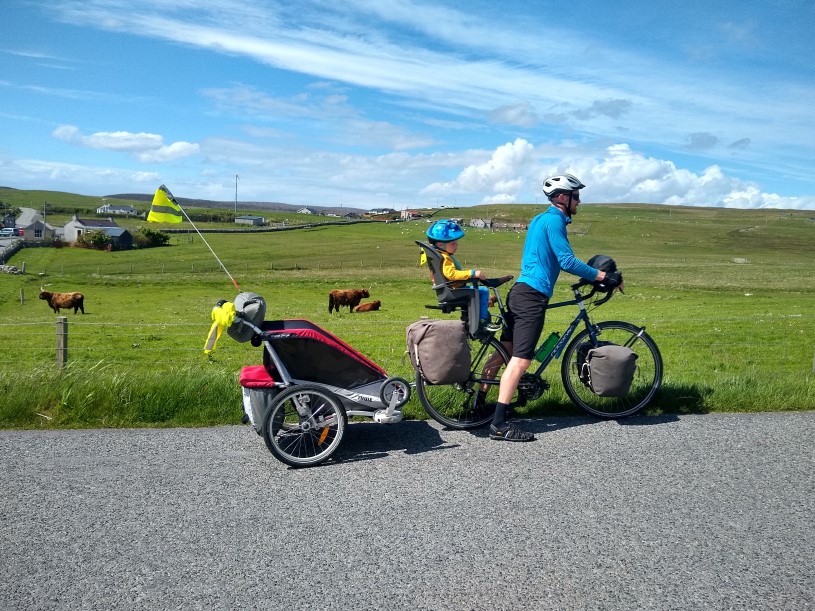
[542, 174, 585, 198]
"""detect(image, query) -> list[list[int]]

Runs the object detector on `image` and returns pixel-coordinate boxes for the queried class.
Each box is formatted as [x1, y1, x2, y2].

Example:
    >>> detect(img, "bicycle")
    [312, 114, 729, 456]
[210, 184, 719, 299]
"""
[414, 241, 663, 429]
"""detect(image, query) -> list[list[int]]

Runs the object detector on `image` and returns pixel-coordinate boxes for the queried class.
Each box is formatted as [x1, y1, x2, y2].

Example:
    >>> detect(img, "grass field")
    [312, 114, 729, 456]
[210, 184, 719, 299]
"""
[1, 199, 813, 429]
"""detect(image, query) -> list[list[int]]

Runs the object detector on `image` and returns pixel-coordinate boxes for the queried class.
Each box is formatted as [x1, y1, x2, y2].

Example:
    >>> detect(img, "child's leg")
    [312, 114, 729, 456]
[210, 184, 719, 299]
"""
[478, 287, 490, 322]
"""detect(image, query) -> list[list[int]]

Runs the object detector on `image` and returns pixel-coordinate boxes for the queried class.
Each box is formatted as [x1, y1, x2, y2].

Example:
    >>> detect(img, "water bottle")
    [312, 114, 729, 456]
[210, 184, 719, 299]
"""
[534, 331, 560, 362]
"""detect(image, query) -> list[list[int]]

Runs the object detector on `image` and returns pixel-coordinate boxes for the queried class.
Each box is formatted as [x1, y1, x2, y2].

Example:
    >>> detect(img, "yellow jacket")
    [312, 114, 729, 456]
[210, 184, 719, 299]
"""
[419, 249, 475, 288]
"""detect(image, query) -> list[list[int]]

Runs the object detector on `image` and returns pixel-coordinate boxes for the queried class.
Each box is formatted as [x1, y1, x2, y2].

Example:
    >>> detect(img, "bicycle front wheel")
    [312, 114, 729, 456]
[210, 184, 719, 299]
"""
[416, 335, 512, 429]
[561, 321, 662, 418]
[262, 384, 348, 468]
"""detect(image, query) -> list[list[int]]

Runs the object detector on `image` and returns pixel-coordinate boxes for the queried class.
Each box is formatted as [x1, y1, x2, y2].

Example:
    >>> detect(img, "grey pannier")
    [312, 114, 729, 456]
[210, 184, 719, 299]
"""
[406, 319, 470, 385]
[580, 344, 638, 397]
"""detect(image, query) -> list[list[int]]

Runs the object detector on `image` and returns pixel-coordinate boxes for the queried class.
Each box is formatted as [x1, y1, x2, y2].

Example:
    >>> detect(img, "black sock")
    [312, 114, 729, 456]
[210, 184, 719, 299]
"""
[492, 402, 508, 429]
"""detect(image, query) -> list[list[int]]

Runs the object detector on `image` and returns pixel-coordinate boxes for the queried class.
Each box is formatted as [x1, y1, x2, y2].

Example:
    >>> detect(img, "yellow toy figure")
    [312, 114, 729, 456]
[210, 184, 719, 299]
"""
[204, 299, 236, 354]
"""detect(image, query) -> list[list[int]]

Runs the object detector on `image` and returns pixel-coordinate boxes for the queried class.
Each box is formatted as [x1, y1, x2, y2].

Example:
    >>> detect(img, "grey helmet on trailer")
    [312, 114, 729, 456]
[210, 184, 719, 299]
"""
[542, 174, 585, 199]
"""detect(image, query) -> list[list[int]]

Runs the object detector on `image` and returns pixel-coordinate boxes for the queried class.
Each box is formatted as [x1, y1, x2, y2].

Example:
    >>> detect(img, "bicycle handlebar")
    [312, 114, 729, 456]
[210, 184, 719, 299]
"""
[571, 279, 615, 306]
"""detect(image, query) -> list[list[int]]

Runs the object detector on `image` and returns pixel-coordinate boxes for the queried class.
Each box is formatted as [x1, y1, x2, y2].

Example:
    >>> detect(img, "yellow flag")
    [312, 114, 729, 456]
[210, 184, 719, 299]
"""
[147, 184, 183, 223]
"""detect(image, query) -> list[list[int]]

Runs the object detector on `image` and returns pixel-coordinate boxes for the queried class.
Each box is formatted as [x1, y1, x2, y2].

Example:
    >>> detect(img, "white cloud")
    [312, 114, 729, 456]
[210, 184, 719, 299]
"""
[136, 142, 201, 162]
[415, 140, 814, 210]
[577, 144, 815, 209]
[0, 154, 160, 190]
[421, 138, 534, 203]
[489, 101, 539, 128]
[52, 125, 199, 161]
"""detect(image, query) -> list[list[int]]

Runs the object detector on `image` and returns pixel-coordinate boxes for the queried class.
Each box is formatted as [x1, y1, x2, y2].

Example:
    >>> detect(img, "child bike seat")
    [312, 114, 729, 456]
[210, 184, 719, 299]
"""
[416, 240, 482, 337]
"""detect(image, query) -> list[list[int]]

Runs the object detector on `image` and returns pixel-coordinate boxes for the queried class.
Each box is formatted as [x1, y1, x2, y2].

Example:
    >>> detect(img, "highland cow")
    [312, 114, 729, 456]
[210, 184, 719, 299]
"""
[354, 300, 381, 313]
[39, 289, 85, 314]
[328, 288, 369, 313]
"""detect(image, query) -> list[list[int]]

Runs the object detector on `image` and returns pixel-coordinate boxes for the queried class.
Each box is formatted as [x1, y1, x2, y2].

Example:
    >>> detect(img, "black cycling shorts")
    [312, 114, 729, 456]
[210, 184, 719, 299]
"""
[500, 282, 549, 360]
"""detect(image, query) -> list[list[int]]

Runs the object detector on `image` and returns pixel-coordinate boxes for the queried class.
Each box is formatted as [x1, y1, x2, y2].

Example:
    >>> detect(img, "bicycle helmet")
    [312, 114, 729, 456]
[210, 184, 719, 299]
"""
[426, 219, 465, 243]
[587, 254, 617, 273]
[542, 174, 585, 198]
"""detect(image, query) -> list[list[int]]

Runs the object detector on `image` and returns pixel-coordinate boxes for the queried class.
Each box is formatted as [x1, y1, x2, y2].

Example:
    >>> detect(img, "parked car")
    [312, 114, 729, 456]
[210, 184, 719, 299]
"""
[0, 228, 15, 237]
[13, 228, 24, 236]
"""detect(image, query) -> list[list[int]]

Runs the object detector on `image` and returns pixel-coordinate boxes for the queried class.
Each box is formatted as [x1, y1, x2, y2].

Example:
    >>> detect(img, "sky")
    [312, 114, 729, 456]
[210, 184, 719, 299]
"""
[1, 0, 814, 211]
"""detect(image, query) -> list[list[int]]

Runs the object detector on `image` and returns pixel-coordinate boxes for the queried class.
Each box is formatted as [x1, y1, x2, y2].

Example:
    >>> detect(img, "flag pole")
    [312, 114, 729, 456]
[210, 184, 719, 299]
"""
[149, 185, 241, 292]
[179, 206, 241, 292]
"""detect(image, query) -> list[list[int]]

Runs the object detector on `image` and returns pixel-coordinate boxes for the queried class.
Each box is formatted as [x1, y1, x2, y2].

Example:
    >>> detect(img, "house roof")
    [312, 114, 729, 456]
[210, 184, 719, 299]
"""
[104, 227, 130, 237]
[72, 218, 120, 228]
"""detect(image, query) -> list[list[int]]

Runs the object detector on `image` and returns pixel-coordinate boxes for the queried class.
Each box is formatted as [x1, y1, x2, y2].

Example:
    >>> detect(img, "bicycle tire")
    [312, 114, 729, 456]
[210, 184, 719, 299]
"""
[560, 321, 662, 418]
[262, 384, 347, 468]
[416, 335, 512, 429]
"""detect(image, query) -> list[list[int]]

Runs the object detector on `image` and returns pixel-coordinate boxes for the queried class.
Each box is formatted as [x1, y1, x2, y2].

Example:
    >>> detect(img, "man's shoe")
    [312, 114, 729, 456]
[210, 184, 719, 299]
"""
[489, 424, 535, 442]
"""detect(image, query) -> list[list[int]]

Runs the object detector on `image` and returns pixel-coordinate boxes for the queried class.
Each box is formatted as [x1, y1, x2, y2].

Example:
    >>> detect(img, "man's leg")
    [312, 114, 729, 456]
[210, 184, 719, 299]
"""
[490, 284, 547, 441]
[492, 356, 530, 422]
[498, 356, 531, 404]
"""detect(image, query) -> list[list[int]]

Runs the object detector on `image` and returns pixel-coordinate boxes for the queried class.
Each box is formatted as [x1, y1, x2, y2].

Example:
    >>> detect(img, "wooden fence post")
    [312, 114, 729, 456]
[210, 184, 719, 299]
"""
[56, 316, 68, 369]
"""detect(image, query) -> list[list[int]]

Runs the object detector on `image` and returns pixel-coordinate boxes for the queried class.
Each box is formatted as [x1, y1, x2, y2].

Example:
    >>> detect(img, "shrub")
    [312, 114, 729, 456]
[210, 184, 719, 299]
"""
[76, 229, 112, 250]
[133, 227, 171, 248]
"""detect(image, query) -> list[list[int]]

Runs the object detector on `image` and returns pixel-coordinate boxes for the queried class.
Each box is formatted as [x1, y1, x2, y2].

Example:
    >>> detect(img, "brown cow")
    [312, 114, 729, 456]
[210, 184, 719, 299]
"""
[328, 288, 369, 313]
[354, 300, 381, 313]
[39, 289, 85, 314]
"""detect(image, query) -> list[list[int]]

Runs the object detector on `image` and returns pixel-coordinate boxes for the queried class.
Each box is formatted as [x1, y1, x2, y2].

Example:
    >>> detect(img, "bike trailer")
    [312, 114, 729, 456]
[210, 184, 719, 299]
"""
[239, 319, 397, 433]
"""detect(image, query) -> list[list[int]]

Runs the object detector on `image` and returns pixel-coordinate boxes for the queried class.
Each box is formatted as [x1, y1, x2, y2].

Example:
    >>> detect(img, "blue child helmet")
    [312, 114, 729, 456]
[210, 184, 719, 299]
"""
[426, 219, 465, 242]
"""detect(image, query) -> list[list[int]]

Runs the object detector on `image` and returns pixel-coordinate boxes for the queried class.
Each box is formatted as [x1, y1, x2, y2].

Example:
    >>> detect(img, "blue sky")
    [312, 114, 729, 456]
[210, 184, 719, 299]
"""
[1, 0, 814, 210]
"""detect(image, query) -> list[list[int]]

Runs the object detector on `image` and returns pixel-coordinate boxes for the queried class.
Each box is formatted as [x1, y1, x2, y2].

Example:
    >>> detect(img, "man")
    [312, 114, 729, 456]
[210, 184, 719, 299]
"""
[490, 174, 622, 441]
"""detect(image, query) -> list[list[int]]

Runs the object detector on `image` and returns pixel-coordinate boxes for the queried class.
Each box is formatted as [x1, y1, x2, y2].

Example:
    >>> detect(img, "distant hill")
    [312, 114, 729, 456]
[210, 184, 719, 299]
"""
[106, 193, 367, 216]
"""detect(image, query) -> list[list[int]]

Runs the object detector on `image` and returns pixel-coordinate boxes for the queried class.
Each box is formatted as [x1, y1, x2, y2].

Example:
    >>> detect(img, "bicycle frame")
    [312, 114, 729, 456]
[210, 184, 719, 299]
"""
[485, 281, 620, 376]
[529, 284, 603, 375]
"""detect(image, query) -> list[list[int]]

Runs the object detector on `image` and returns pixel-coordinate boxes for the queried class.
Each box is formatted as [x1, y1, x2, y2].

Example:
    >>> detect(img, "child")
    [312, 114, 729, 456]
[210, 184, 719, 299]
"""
[422, 219, 510, 334]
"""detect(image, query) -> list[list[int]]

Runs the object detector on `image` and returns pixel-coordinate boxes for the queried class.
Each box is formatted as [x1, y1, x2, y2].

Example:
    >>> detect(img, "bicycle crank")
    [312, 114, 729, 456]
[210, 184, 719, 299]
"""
[517, 373, 549, 401]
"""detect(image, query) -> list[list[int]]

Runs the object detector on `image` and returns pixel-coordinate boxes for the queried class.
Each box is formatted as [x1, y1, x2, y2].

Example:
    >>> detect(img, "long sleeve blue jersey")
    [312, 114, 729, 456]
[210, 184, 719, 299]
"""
[516, 206, 598, 297]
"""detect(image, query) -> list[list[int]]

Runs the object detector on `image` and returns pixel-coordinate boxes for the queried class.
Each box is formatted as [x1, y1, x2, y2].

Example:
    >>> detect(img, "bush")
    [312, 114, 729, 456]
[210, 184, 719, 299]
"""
[76, 229, 112, 251]
[133, 227, 171, 248]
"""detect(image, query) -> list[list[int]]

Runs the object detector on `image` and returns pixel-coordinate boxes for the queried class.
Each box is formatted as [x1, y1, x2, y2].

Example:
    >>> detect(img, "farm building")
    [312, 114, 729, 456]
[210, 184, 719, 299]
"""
[20, 218, 56, 242]
[235, 215, 265, 226]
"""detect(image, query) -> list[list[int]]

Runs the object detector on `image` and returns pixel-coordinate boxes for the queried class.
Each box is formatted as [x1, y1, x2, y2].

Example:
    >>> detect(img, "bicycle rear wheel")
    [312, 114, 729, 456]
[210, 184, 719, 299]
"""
[416, 335, 512, 429]
[561, 321, 662, 418]
[262, 384, 347, 468]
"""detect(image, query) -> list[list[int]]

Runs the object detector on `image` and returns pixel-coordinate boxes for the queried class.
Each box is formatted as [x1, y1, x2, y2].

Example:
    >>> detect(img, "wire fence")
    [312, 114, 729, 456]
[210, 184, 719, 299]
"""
[2, 314, 813, 374]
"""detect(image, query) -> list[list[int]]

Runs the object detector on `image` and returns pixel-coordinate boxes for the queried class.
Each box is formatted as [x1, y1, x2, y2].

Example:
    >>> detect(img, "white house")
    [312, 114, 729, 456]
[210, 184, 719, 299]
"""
[470, 218, 493, 229]
[96, 203, 139, 216]
[297, 207, 317, 215]
[63, 215, 121, 243]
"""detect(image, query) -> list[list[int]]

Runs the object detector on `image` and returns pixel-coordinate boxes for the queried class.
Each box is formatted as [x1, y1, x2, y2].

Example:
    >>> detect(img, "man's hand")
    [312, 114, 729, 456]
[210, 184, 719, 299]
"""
[599, 270, 623, 292]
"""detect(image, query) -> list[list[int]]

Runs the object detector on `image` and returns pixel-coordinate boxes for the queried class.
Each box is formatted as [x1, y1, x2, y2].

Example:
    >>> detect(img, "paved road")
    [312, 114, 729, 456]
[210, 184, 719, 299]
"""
[1, 412, 813, 610]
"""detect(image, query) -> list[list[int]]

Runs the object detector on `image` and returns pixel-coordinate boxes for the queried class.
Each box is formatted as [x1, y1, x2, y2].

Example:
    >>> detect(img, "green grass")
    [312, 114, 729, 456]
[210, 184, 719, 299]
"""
[1, 201, 813, 429]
